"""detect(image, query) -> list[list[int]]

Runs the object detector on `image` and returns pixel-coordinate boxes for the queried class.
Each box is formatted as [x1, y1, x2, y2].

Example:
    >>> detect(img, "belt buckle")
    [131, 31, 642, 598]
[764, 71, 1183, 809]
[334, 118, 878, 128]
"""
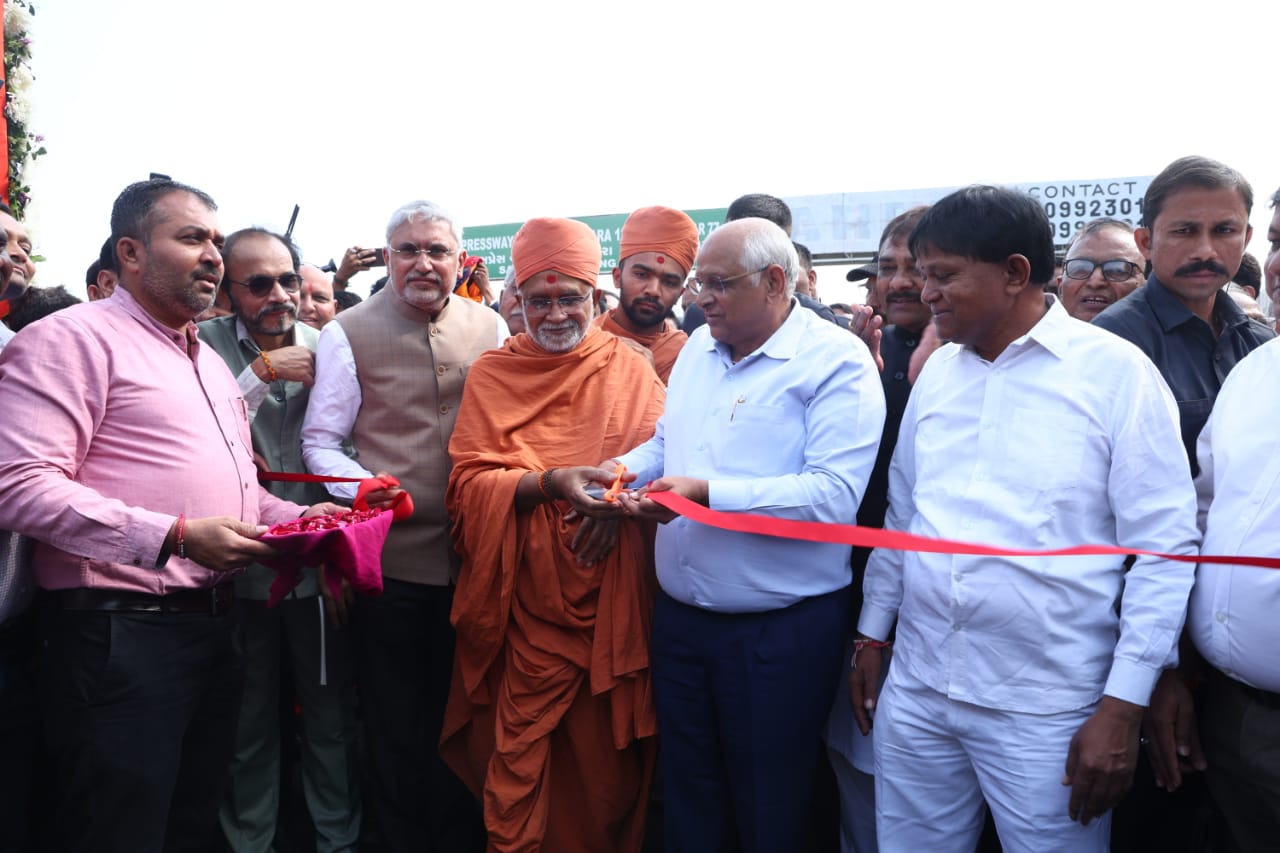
[211, 584, 234, 616]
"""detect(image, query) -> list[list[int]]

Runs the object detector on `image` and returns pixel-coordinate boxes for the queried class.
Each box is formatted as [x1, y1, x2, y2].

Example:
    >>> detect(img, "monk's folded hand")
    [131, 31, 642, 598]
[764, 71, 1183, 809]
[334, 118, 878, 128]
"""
[1062, 695, 1143, 825]
[570, 516, 620, 566]
[553, 465, 630, 517]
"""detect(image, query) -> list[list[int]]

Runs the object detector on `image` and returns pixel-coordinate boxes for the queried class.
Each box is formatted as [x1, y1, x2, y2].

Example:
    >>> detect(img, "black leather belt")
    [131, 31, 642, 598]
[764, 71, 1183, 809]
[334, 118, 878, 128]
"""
[1212, 666, 1280, 710]
[56, 584, 235, 616]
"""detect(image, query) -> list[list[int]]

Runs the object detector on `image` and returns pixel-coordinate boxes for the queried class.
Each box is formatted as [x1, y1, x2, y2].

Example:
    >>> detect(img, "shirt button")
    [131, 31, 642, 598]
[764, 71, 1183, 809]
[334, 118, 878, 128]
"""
[906, 339, 918, 347]
[132, 557, 141, 566]
[1216, 611, 1227, 623]
[244, 482, 251, 490]
[952, 573, 961, 582]
[429, 327, 439, 337]
[436, 366, 447, 375]
[893, 371, 905, 380]
[440, 405, 450, 414]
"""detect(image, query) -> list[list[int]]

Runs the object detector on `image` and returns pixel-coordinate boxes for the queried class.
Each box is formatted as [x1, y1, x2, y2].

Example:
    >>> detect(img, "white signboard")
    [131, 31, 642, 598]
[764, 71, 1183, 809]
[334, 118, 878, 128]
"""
[788, 177, 1153, 256]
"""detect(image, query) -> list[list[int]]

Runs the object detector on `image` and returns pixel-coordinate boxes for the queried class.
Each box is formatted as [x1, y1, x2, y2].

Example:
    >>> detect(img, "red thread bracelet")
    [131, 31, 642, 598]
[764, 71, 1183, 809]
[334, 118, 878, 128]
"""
[176, 513, 187, 560]
[852, 638, 890, 669]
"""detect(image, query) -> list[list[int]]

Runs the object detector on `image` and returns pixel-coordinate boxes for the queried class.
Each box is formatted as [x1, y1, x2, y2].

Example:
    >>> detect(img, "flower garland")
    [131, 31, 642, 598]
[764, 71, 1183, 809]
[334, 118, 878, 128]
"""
[4, 1, 43, 218]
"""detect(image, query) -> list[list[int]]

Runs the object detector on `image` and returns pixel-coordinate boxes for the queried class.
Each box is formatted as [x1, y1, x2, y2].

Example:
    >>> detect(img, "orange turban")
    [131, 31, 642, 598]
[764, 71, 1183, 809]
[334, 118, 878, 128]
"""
[619, 206, 699, 273]
[511, 218, 602, 287]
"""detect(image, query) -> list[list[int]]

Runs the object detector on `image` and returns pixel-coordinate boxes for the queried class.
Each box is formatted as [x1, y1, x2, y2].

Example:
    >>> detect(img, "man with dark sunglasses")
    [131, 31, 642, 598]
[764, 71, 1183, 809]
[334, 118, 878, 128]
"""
[198, 228, 360, 852]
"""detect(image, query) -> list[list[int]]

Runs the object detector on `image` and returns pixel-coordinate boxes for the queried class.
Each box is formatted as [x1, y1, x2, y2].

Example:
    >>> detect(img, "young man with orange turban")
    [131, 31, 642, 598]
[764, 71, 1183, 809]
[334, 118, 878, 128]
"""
[594, 205, 698, 383]
[442, 217, 666, 852]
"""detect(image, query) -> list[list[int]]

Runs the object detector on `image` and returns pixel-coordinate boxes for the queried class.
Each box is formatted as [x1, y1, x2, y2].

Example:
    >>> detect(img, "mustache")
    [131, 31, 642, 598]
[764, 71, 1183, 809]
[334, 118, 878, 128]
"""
[255, 302, 297, 320]
[1174, 260, 1230, 278]
[886, 293, 921, 303]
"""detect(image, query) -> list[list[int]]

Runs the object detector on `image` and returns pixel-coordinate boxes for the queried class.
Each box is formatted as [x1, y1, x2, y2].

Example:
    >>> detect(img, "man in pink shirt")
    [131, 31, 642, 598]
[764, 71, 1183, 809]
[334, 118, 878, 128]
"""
[0, 178, 343, 852]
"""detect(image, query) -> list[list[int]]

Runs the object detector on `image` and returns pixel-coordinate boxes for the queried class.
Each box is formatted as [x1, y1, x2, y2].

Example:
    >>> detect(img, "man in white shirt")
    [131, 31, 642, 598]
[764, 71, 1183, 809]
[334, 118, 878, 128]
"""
[1186, 265, 1280, 851]
[611, 217, 885, 852]
[853, 185, 1200, 851]
[301, 200, 506, 852]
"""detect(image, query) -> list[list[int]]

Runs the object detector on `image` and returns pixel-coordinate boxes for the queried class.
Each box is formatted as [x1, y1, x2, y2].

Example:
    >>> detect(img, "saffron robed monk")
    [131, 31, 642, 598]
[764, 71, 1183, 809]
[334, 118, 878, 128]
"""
[442, 217, 666, 853]
[594, 205, 699, 383]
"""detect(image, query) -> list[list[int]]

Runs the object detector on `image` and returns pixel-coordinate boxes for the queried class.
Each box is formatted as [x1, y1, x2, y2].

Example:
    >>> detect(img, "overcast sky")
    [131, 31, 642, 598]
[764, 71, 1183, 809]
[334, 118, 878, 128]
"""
[23, 0, 1280, 298]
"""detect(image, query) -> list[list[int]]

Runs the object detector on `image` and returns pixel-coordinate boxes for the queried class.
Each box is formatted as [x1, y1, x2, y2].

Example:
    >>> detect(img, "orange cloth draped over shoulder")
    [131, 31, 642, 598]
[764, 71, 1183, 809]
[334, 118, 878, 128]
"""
[594, 309, 688, 384]
[443, 326, 666, 853]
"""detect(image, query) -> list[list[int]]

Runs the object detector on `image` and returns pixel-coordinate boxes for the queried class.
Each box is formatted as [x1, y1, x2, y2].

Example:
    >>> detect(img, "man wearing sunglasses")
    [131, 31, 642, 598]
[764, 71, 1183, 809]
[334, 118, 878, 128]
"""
[302, 200, 506, 852]
[198, 229, 359, 853]
[1058, 219, 1146, 323]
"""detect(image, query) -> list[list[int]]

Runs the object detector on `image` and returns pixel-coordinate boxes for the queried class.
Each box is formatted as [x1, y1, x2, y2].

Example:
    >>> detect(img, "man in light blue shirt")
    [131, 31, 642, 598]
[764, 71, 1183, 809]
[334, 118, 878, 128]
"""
[612, 216, 885, 852]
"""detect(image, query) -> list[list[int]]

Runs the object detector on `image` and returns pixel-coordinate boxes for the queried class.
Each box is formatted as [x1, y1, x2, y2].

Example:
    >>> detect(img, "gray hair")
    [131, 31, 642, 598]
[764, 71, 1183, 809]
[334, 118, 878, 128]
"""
[1064, 217, 1137, 255]
[385, 200, 463, 246]
[737, 218, 800, 296]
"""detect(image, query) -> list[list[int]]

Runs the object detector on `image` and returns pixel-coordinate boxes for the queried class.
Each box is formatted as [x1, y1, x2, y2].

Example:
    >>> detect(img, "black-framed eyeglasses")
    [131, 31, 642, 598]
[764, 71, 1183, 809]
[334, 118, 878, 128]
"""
[227, 273, 302, 297]
[1062, 258, 1143, 283]
[687, 265, 769, 296]
[522, 294, 592, 316]
[388, 244, 456, 261]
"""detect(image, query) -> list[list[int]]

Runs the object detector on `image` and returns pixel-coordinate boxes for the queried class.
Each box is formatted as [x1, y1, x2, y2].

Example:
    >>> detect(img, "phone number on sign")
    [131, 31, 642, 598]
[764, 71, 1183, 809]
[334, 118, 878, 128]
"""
[1046, 197, 1144, 240]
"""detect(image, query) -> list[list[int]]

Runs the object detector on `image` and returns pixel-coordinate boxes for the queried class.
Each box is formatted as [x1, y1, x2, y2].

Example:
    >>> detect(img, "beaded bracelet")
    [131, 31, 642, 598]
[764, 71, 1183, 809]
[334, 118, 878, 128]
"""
[537, 469, 558, 501]
[259, 349, 278, 382]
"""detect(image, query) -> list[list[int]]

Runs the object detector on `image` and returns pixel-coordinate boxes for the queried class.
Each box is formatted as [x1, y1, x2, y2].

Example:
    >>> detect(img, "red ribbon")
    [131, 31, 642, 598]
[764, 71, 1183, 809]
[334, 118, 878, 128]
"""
[260, 471, 415, 522]
[646, 491, 1280, 570]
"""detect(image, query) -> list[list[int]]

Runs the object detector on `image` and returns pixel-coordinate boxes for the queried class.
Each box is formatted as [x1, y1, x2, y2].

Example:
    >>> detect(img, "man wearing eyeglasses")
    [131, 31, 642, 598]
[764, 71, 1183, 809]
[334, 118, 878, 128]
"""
[605, 216, 885, 852]
[593, 206, 698, 383]
[1058, 218, 1146, 322]
[198, 228, 360, 853]
[443, 216, 665, 852]
[302, 200, 505, 853]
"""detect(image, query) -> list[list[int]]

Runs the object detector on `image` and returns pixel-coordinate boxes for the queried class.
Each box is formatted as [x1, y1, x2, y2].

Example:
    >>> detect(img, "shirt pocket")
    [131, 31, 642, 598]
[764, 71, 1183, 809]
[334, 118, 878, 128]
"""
[1005, 407, 1089, 493]
[721, 403, 797, 477]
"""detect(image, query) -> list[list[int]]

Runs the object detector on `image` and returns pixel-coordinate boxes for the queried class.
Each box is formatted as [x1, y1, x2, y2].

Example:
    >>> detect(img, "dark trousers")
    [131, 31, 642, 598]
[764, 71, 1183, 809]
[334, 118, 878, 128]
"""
[652, 587, 850, 853]
[0, 606, 40, 853]
[39, 605, 243, 853]
[353, 579, 483, 853]
[1200, 667, 1280, 853]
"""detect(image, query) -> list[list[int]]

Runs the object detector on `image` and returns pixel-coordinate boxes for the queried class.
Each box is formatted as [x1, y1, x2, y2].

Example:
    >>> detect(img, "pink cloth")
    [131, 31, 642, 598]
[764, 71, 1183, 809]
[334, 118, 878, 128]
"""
[0, 287, 305, 593]
[260, 509, 392, 606]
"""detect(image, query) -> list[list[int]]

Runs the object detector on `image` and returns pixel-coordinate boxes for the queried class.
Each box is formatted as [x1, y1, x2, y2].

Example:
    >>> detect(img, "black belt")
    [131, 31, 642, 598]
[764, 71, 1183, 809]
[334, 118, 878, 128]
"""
[1212, 666, 1280, 711]
[56, 584, 235, 617]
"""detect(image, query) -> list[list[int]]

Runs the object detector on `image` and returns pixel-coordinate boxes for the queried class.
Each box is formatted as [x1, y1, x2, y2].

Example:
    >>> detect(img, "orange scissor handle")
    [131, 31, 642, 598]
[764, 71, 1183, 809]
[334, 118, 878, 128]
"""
[603, 463, 628, 502]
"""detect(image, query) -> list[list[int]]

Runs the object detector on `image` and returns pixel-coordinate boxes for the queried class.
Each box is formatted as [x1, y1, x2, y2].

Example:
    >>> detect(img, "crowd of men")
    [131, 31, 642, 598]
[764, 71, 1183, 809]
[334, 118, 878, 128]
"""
[0, 154, 1278, 853]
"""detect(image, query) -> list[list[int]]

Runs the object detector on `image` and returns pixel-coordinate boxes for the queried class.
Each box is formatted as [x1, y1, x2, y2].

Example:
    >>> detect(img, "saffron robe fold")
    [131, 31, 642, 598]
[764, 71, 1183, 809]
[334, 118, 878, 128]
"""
[594, 309, 687, 385]
[443, 327, 666, 853]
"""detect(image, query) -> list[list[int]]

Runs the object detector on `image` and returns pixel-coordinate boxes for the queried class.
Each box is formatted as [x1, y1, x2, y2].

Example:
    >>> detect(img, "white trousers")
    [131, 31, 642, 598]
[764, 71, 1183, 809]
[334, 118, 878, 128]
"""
[873, 665, 1109, 853]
